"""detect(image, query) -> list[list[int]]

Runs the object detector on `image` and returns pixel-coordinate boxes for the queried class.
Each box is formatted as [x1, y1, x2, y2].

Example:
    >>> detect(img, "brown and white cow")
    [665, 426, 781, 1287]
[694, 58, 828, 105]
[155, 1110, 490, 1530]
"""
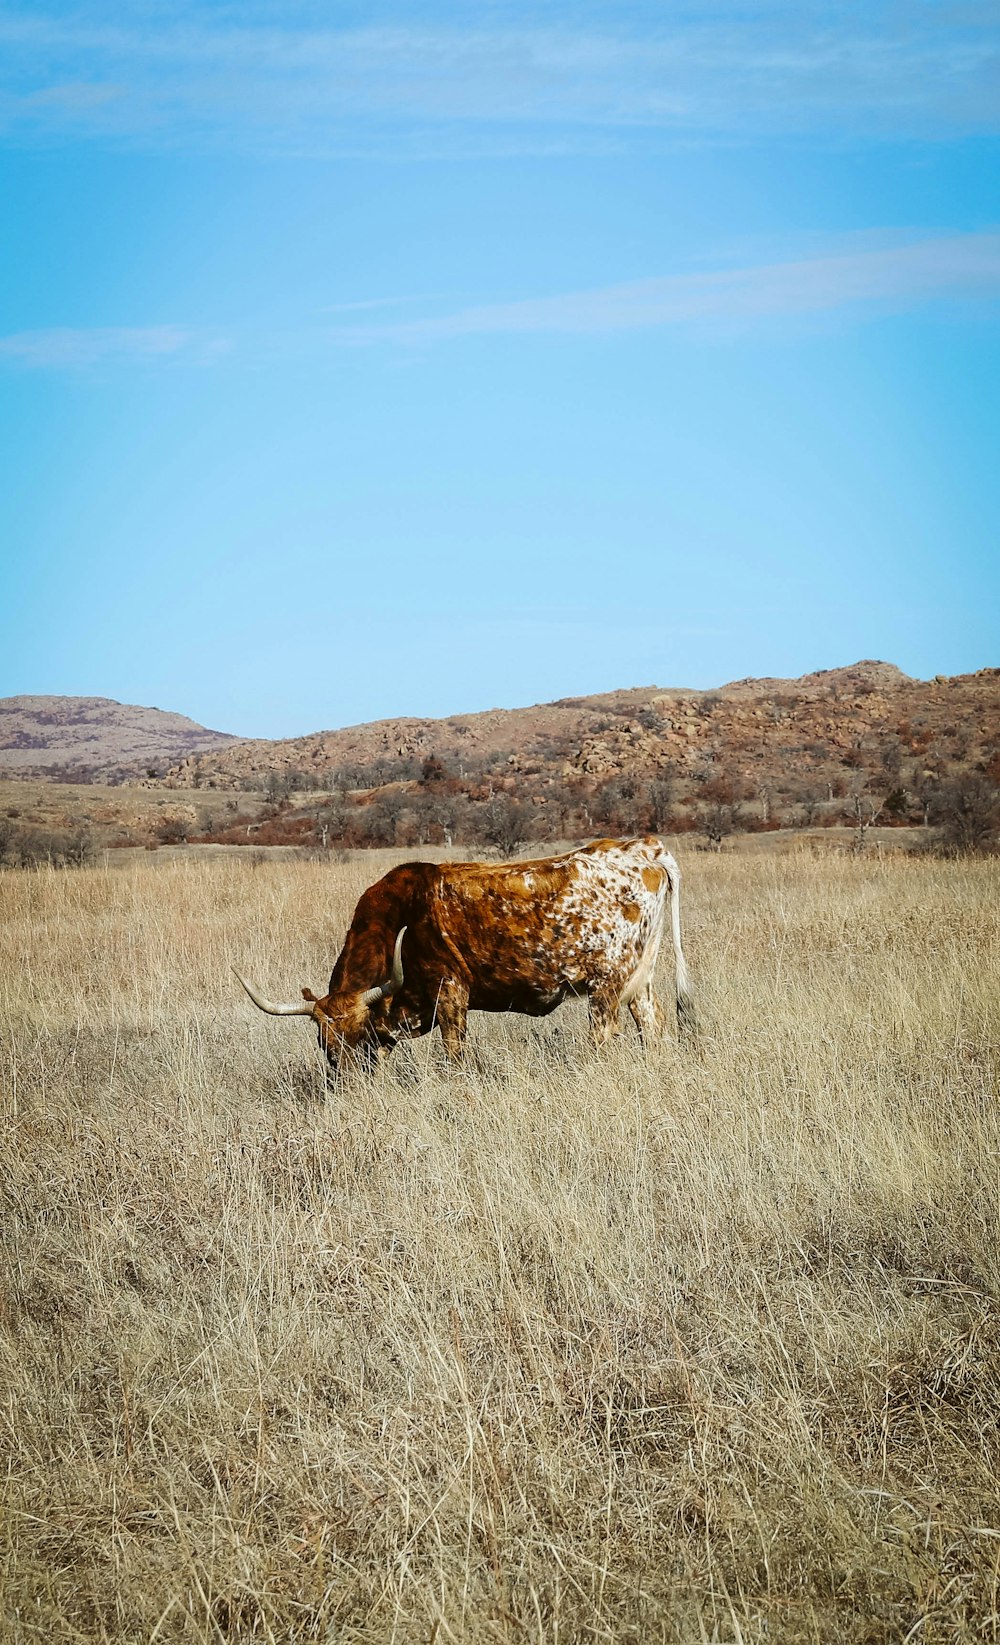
[235, 836, 692, 1069]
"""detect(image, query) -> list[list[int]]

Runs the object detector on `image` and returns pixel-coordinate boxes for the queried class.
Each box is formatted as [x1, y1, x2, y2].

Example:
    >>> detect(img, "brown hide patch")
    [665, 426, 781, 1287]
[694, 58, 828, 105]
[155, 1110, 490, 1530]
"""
[623, 901, 641, 923]
[439, 860, 570, 908]
[505, 866, 571, 903]
[641, 866, 664, 893]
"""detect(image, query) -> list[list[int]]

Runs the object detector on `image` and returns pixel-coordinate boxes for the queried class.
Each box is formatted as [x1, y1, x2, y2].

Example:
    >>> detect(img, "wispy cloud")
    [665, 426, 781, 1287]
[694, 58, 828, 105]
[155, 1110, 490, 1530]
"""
[322, 232, 1000, 346]
[0, 4, 997, 154]
[4, 232, 996, 370]
[0, 326, 229, 367]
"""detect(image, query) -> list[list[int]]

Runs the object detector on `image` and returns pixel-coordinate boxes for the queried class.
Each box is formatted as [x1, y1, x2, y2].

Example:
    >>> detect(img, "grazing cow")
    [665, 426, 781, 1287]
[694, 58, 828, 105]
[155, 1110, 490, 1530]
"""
[235, 836, 692, 1069]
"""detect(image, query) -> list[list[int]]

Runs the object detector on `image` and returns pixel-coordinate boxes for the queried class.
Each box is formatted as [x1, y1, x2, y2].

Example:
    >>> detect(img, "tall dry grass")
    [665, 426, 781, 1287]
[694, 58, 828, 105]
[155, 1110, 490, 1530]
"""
[1, 847, 998, 1644]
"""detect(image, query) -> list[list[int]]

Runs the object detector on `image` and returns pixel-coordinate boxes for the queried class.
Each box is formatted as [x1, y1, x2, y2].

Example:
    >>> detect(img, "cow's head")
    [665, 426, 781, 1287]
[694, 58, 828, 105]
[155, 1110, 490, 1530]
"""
[235, 928, 406, 1072]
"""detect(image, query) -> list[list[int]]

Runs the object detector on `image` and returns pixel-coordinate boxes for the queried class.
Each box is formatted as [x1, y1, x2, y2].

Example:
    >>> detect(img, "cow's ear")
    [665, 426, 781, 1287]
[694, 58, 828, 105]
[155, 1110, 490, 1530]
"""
[302, 987, 319, 1003]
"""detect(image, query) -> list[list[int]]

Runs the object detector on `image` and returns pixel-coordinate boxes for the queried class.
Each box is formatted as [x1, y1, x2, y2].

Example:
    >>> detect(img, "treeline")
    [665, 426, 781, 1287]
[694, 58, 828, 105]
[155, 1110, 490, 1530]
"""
[182, 760, 1000, 857]
[3, 733, 997, 868]
[0, 817, 95, 869]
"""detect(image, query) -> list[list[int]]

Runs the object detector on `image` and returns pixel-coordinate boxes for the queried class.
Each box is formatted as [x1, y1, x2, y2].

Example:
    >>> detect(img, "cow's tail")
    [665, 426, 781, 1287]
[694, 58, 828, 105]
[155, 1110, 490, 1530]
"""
[663, 851, 695, 1036]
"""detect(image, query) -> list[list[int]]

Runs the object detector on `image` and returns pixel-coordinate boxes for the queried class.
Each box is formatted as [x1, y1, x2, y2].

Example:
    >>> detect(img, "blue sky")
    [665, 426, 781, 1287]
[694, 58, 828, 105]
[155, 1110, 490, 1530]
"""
[1, 2, 998, 737]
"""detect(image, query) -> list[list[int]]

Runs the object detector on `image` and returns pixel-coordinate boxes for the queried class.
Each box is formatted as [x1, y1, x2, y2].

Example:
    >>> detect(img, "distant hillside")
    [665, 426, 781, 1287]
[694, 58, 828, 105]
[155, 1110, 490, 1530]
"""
[4, 663, 996, 851]
[0, 696, 238, 782]
[142, 660, 999, 806]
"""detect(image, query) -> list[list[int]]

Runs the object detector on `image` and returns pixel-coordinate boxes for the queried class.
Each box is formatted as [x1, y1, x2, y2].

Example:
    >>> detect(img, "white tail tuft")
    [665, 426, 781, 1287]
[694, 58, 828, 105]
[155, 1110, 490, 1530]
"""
[663, 853, 695, 1035]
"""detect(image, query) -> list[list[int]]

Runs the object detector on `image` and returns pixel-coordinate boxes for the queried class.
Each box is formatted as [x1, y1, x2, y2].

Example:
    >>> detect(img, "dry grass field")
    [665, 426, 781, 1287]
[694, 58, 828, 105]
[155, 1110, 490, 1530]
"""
[2, 846, 998, 1644]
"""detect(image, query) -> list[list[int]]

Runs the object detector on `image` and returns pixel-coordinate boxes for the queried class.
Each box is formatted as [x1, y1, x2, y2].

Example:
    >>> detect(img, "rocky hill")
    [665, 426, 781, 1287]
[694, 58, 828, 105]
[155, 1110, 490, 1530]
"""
[0, 696, 238, 783]
[3, 663, 996, 852]
[142, 661, 998, 809]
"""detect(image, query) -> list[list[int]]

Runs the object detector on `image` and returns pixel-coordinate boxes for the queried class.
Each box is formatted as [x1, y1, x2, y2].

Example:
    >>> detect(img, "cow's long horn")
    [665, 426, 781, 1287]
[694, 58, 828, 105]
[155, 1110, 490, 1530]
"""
[359, 926, 407, 1007]
[233, 969, 316, 1016]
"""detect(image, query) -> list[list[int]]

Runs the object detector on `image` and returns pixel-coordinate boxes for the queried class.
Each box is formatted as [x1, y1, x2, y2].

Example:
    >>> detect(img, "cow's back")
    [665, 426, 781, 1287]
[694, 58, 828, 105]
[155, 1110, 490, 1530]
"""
[427, 837, 671, 1011]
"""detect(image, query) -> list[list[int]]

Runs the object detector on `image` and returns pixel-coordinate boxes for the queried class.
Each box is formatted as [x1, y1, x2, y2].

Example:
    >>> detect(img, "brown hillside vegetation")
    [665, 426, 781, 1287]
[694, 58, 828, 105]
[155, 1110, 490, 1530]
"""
[0, 695, 237, 782]
[145, 659, 999, 804]
[2, 663, 996, 855]
[135, 661, 999, 852]
[3, 848, 999, 1642]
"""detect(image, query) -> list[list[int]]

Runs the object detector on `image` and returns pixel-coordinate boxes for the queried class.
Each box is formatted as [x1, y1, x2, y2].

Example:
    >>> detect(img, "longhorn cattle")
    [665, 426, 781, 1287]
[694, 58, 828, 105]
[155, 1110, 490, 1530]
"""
[235, 836, 692, 1069]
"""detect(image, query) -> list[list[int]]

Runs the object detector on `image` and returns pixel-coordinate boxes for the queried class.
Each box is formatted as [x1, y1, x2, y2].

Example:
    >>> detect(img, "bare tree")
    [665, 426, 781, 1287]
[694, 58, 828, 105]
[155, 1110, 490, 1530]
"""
[63, 830, 95, 869]
[646, 771, 675, 833]
[592, 776, 641, 834]
[848, 790, 884, 854]
[316, 791, 348, 849]
[700, 799, 743, 851]
[480, 795, 529, 858]
[928, 775, 1000, 854]
[428, 796, 459, 847]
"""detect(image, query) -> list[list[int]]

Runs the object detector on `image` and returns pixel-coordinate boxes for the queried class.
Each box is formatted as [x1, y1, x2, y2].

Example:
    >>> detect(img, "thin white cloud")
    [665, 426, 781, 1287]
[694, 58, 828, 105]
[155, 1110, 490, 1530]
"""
[325, 232, 1000, 346]
[3, 232, 996, 371]
[0, 326, 227, 367]
[0, 5, 997, 152]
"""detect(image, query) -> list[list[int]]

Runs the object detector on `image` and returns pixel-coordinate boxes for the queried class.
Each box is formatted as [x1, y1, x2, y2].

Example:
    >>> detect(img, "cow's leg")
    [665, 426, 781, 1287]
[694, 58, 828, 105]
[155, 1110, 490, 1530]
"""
[588, 984, 623, 1045]
[627, 983, 666, 1043]
[435, 978, 469, 1062]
